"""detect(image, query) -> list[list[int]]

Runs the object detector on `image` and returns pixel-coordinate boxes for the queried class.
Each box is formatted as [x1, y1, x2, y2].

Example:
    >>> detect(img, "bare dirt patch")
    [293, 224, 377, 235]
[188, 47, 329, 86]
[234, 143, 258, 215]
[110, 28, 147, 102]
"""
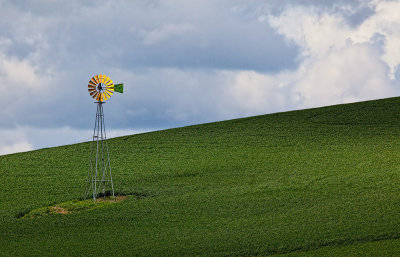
[51, 206, 69, 214]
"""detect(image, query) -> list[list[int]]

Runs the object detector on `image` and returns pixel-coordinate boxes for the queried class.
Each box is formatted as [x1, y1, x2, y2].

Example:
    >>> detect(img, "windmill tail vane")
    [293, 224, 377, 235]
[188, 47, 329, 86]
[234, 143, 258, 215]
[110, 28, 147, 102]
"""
[114, 83, 124, 93]
[85, 74, 123, 202]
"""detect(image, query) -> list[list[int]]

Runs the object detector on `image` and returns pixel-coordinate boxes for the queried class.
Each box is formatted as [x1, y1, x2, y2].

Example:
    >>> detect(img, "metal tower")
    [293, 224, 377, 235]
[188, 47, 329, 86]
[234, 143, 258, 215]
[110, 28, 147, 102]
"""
[85, 74, 123, 202]
[85, 101, 114, 201]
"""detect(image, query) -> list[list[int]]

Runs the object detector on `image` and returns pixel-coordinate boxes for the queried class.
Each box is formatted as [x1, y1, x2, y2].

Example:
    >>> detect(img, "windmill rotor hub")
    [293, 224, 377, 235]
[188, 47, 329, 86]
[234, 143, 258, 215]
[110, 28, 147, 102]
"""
[97, 83, 104, 92]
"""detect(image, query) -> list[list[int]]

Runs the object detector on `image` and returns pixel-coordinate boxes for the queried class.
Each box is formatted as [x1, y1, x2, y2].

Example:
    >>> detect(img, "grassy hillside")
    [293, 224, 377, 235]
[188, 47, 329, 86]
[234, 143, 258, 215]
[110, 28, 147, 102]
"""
[1, 97, 400, 256]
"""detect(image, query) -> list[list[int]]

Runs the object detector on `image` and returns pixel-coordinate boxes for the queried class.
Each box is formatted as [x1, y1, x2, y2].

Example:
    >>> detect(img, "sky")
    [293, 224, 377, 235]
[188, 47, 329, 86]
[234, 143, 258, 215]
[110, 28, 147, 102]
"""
[0, 0, 400, 155]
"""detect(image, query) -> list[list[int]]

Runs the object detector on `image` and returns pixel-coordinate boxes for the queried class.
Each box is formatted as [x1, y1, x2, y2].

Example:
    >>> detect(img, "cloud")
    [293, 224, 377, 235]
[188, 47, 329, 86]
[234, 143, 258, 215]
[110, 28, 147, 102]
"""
[0, 54, 48, 90]
[0, 142, 33, 156]
[360, 0, 400, 79]
[269, 1, 400, 77]
[109, 68, 297, 127]
[0, 128, 33, 155]
[0, 0, 299, 71]
[293, 43, 397, 107]
[225, 70, 292, 117]
[267, 1, 400, 108]
[0, 0, 400, 152]
[0, 53, 56, 128]
[0, 0, 299, 129]
[141, 23, 195, 45]
[108, 0, 400, 127]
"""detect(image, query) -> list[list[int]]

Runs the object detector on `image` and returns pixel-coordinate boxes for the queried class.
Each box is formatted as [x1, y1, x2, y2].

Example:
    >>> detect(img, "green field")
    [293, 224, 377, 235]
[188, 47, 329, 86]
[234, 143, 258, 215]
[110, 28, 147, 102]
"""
[1, 97, 400, 256]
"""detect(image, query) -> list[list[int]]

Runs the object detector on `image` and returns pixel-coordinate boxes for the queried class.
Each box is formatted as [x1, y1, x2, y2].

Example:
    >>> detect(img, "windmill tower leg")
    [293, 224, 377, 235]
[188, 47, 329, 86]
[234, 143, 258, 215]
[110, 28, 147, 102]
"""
[85, 101, 115, 202]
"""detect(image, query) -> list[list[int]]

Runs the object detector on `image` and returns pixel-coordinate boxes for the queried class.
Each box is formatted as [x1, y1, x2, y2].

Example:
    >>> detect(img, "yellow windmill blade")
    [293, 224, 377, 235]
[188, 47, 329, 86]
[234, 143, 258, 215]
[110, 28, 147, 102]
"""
[100, 74, 106, 83]
[106, 86, 114, 93]
[105, 79, 113, 86]
[104, 90, 112, 98]
[103, 75, 111, 85]
[106, 89, 114, 96]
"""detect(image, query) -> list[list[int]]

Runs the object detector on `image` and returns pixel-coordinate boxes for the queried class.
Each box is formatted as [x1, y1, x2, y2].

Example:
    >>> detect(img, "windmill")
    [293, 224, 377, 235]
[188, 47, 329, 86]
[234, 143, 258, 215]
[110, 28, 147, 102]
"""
[85, 74, 123, 202]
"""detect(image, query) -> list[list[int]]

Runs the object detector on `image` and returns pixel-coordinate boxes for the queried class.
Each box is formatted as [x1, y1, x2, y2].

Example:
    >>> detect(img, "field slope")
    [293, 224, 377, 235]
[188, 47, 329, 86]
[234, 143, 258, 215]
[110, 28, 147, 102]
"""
[1, 97, 400, 256]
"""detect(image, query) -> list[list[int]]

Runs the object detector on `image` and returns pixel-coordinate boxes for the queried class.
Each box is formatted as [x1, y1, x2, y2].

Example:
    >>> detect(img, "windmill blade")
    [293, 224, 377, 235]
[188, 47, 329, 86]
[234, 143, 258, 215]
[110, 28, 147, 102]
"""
[104, 91, 112, 98]
[103, 76, 111, 85]
[106, 85, 114, 92]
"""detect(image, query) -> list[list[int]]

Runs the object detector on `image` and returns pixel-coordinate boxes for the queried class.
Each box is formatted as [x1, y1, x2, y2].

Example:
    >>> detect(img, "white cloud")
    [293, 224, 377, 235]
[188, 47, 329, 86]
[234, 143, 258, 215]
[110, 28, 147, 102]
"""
[357, 0, 400, 78]
[267, 0, 400, 108]
[0, 53, 56, 127]
[293, 43, 396, 107]
[225, 70, 290, 116]
[0, 128, 33, 155]
[269, 7, 349, 58]
[269, 1, 400, 78]
[0, 54, 48, 90]
[0, 142, 33, 155]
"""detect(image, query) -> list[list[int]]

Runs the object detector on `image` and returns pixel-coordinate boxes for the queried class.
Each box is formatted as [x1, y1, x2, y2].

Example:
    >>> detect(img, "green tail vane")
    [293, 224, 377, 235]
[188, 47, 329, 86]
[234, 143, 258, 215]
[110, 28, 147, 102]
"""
[114, 83, 124, 93]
